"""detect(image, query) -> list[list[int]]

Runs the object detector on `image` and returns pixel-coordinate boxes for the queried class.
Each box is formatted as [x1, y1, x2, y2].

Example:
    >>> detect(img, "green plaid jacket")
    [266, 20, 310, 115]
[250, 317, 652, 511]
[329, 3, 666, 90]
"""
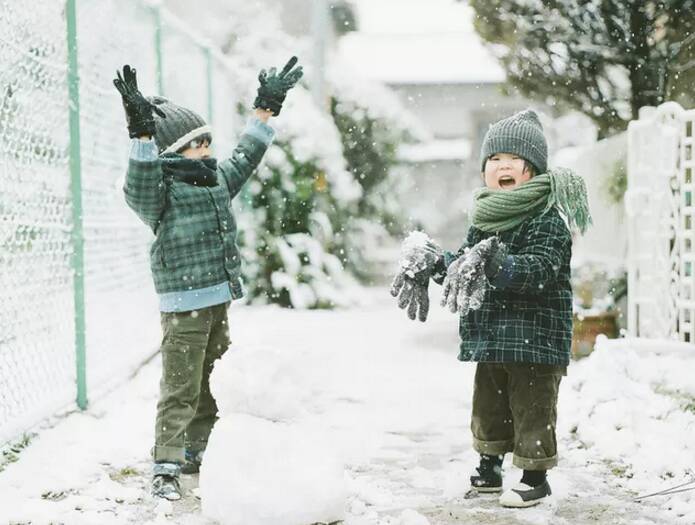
[124, 128, 270, 305]
[440, 206, 573, 366]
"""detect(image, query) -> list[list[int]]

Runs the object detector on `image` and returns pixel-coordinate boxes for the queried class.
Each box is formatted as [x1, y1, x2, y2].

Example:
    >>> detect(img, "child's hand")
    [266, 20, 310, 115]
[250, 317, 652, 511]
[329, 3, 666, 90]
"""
[112, 64, 165, 138]
[253, 56, 304, 117]
[390, 232, 443, 322]
[441, 237, 502, 315]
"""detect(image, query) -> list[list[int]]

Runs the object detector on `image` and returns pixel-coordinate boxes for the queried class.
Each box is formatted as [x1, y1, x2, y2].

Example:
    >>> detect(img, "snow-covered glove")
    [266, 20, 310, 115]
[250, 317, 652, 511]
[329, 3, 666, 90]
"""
[113, 64, 166, 138]
[440, 237, 507, 315]
[253, 56, 304, 116]
[390, 232, 443, 322]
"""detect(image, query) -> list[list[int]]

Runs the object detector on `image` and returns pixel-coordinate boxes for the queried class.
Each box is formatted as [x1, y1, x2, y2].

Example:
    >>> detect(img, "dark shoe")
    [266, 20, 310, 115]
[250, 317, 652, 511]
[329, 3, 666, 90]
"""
[152, 462, 182, 501]
[470, 460, 503, 493]
[499, 480, 551, 507]
[180, 449, 204, 475]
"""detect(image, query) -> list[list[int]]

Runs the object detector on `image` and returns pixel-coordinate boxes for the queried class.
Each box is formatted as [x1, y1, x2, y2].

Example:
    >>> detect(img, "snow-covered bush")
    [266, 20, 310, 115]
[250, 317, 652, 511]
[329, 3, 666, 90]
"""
[327, 62, 428, 282]
[164, 0, 426, 305]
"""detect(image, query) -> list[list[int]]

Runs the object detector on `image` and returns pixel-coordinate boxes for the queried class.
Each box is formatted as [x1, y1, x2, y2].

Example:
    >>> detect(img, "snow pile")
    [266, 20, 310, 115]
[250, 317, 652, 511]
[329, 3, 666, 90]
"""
[562, 336, 695, 523]
[200, 345, 346, 525]
[200, 414, 345, 525]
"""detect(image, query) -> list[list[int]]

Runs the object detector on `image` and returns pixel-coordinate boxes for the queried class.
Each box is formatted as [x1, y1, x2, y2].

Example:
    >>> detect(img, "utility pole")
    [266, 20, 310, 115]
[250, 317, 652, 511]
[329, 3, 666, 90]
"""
[311, 0, 330, 110]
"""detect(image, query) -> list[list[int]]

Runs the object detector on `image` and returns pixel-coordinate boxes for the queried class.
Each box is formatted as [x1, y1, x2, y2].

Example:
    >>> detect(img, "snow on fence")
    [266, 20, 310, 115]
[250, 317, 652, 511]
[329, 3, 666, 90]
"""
[626, 102, 695, 342]
[0, 0, 247, 445]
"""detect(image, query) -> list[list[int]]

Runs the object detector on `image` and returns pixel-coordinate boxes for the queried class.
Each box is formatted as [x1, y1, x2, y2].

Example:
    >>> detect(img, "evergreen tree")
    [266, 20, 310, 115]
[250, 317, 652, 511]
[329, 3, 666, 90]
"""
[469, 0, 695, 137]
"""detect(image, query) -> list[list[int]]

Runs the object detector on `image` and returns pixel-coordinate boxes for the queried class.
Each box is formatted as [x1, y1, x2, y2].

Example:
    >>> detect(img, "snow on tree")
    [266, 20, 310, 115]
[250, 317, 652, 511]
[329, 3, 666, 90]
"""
[164, 0, 427, 306]
[468, 0, 695, 137]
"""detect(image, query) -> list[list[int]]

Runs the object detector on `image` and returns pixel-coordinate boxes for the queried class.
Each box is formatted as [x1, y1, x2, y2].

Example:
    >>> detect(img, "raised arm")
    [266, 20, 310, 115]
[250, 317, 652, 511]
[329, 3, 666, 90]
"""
[217, 109, 275, 198]
[123, 138, 167, 232]
[219, 56, 303, 198]
[113, 64, 168, 232]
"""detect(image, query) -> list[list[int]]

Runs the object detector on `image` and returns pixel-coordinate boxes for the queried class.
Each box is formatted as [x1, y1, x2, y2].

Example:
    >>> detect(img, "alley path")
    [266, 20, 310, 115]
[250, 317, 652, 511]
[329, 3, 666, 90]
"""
[0, 289, 678, 524]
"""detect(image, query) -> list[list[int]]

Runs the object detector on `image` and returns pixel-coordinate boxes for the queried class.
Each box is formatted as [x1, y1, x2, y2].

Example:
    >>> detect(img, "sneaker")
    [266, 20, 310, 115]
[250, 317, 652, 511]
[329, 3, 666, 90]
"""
[470, 458, 503, 493]
[152, 462, 182, 501]
[181, 449, 204, 475]
[499, 480, 551, 508]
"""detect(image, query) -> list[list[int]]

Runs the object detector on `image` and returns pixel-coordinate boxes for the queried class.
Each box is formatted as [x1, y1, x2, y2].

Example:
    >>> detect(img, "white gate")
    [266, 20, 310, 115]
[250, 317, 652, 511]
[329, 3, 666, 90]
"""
[626, 102, 695, 342]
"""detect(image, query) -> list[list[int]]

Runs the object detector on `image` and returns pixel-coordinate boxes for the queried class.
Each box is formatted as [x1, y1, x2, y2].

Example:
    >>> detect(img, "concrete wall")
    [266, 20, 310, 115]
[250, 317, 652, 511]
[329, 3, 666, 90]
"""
[553, 133, 628, 269]
[392, 82, 529, 249]
[389, 82, 527, 145]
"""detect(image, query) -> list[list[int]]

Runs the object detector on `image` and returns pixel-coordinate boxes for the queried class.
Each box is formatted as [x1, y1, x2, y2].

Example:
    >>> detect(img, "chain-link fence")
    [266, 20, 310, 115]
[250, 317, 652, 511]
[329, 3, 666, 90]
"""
[0, 0, 246, 445]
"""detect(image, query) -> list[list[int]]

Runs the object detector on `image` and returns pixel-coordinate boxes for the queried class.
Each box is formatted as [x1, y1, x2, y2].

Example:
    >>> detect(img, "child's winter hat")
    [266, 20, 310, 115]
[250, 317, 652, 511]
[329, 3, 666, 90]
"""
[147, 96, 212, 155]
[480, 109, 548, 175]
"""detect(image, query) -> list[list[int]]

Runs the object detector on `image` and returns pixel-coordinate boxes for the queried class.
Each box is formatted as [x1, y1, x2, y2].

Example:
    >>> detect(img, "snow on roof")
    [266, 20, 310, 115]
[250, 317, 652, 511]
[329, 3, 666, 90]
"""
[398, 138, 472, 163]
[337, 0, 505, 85]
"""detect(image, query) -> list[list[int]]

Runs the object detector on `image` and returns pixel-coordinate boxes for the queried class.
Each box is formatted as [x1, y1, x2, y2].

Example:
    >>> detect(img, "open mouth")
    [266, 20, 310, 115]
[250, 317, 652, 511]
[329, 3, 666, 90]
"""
[498, 175, 516, 188]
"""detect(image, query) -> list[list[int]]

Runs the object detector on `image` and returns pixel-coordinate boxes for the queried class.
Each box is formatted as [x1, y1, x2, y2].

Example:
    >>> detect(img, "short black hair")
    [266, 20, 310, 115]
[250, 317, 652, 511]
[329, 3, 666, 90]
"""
[524, 160, 536, 177]
[177, 132, 213, 153]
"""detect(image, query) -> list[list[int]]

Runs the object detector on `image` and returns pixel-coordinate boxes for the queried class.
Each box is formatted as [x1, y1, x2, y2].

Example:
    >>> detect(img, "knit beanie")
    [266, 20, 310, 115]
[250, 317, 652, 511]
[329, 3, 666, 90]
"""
[480, 109, 548, 175]
[147, 96, 212, 155]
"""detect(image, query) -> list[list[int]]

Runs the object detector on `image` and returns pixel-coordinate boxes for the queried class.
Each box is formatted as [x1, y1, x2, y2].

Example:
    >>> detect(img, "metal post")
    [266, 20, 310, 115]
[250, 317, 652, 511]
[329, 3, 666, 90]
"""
[205, 47, 214, 125]
[66, 0, 87, 410]
[153, 5, 164, 95]
[311, 0, 330, 110]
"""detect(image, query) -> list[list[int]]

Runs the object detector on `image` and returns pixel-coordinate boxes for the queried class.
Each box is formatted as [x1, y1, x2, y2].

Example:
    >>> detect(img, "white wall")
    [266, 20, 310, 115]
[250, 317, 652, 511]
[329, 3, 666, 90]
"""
[553, 133, 628, 269]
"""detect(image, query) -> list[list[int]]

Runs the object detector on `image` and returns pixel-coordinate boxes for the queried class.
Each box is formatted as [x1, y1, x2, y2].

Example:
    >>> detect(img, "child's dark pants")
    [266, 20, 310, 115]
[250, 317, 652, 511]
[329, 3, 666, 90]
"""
[471, 362, 565, 470]
[153, 302, 230, 464]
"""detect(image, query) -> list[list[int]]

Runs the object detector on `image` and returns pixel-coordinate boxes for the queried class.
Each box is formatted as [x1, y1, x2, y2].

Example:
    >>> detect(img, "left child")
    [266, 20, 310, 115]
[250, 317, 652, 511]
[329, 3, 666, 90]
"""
[113, 57, 303, 500]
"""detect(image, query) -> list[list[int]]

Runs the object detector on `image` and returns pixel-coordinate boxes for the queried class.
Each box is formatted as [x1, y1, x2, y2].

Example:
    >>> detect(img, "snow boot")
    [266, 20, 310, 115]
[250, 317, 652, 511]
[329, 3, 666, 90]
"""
[499, 479, 551, 507]
[152, 462, 182, 501]
[469, 454, 503, 493]
[180, 449, 204, 475]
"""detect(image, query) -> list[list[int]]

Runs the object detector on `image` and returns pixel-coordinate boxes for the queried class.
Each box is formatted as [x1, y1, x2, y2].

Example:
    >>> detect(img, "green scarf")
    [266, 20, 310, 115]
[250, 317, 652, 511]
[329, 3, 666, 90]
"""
[471, 167, 592, 234]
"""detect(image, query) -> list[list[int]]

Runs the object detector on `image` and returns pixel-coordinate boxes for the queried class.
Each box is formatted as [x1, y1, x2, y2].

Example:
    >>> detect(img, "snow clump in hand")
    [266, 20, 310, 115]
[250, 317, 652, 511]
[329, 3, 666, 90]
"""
[398, 231, 441, 277]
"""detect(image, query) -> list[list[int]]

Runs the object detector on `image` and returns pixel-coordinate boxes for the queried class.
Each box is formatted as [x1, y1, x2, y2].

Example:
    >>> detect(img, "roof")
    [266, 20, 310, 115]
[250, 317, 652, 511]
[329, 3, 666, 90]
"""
[337, 0, 506, 85]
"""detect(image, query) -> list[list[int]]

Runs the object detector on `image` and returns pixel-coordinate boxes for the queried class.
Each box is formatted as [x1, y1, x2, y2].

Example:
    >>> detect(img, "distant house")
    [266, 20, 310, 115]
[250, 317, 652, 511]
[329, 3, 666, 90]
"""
[334, 1, 532, 247]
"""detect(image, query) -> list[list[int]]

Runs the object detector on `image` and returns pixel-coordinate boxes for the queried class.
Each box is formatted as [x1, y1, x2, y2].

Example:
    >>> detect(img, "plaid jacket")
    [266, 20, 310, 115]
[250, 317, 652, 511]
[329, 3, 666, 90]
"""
[124, 124, 271, 309]
[439, 206, 573, 366]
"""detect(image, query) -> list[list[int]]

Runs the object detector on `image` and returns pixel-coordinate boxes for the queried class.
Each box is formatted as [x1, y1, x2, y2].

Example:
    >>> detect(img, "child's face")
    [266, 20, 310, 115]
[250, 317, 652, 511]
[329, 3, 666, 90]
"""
[180, 139, 211, 159]
[483, 152, 533, 190]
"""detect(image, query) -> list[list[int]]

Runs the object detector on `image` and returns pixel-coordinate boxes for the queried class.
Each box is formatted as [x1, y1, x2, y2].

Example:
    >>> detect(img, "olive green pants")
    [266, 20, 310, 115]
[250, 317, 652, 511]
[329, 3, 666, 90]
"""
[471, 362, 565, 471]
[153, 302, 230, 464]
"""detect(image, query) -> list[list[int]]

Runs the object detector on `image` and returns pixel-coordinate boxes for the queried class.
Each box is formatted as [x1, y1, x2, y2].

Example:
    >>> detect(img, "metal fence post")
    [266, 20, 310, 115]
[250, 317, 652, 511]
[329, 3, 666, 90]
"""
[205, 46, 214, 125]
[66, 0, 88, 410]
[153, 5, 164, 95]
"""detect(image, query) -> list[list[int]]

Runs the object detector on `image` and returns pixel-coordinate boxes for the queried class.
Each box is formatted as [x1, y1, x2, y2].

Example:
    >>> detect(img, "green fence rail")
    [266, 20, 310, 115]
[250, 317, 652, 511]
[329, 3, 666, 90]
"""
[0, 0, 248, 445]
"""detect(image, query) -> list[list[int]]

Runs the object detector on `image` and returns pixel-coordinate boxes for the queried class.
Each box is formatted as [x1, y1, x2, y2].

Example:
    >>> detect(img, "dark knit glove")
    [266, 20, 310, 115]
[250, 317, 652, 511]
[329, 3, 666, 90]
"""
[113, 65, 165, 138]
[253, 56, 304, 116]
[390, 237, 443, 322]
[441, 237, 506, 315]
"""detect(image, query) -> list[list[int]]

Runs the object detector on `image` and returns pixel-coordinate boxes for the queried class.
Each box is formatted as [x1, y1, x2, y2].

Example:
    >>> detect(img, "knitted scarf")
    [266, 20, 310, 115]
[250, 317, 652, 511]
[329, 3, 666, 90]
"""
[161, 155, 218, 187]
[471, 167, 592, 234]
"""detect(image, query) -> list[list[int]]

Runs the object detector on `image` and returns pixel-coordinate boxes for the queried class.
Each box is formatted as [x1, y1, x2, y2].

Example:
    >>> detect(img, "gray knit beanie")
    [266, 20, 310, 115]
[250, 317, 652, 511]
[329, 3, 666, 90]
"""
[480, 109, 548, 175]
[147, 96, 212, 155]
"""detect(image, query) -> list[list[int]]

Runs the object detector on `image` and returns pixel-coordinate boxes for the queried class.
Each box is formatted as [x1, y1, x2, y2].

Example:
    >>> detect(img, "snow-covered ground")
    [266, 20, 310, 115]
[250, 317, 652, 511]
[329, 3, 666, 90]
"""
[1, 288, 694, 524]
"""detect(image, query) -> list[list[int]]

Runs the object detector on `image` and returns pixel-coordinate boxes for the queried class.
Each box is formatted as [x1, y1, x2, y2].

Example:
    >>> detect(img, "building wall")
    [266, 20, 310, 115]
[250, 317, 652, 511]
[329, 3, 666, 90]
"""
[392, 82, 529, 247]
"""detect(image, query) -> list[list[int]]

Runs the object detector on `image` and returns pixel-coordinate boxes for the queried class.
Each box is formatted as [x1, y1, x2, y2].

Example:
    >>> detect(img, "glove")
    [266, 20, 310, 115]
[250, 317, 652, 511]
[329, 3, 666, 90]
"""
[440, 237, 505, 315]
[113, 64, 165, 138]
[390, 237, 443, 322]
[253, 56, 304, 116]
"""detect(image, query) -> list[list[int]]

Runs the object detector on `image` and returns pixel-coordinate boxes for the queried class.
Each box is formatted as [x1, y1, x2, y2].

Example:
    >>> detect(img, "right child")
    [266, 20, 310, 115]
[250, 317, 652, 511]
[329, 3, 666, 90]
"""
[391, 109, 591, 507]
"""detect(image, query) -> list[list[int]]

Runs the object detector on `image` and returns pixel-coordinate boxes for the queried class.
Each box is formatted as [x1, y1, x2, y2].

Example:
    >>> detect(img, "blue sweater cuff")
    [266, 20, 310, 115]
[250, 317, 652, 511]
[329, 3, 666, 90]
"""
[243, 117, 275, 146]
[130, 138, 159, 161]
